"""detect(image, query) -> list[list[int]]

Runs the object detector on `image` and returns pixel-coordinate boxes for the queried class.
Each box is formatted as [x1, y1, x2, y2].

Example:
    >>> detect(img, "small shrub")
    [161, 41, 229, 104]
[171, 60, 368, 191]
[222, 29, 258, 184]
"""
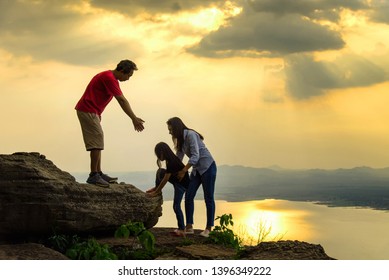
[115, 221, 145, 238]
[208, 214, 242, 251]
[66, 238, 117, 260]
[47, 233, 80, 254]
[114, 220, 156, 259]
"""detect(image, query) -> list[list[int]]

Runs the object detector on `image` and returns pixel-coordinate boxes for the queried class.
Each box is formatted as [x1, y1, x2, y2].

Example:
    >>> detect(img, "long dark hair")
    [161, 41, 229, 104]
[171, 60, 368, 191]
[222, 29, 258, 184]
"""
[166, 117, 204, 152]
[154, 142, 184, 170]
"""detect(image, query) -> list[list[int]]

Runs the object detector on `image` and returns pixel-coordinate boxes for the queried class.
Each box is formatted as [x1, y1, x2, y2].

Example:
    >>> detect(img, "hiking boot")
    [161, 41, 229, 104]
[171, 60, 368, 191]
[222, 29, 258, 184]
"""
[100, 172, 118, 183]
[87, 173, 110, 188]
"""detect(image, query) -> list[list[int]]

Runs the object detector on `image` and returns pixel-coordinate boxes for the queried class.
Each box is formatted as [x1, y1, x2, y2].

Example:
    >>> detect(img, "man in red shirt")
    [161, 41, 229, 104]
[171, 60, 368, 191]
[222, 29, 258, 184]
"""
[75, 59, 145, 187]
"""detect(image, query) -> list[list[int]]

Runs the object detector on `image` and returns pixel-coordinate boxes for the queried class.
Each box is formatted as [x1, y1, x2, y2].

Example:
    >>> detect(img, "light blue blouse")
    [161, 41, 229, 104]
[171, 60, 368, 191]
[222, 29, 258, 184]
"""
[176, 129, 215, 176]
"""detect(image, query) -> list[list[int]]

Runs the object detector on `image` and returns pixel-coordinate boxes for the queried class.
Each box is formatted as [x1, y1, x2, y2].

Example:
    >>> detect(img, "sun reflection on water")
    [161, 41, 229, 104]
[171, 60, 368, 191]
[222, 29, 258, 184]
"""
[158, 199, 313, 244]
[156, 199, 389, 259]
[237, 209, 285, 245]
[216, 200, 313, 244]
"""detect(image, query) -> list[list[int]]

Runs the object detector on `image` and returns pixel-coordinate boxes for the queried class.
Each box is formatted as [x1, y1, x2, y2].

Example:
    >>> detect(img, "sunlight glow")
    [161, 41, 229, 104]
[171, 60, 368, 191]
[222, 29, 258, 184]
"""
[181, 8, 224, 31]
[237, 210, 285, 244]
[340, 9, 367, 27]
[219, 200, 314, 244]
[176, 2, 242, 32]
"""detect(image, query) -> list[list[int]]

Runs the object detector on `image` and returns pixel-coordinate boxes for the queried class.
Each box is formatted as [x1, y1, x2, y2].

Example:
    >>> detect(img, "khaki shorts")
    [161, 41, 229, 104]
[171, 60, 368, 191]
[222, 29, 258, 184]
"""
[76, 110, 104, 151]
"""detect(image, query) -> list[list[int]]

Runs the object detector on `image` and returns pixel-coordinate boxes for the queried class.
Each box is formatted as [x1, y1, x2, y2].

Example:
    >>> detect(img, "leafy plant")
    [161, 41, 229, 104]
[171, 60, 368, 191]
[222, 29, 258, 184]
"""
[208, 214, 242, 251]
[114, 220, 156, 259]
[48, 233, 68, 253]
[66, 238, 118, 260]
[115, 221, 146, 238]
[47, 233, 80, 254]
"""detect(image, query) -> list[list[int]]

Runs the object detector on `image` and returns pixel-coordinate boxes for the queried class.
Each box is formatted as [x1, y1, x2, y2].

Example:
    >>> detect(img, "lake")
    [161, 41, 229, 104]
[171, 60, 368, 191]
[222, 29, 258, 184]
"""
[156, 199, 389, 260]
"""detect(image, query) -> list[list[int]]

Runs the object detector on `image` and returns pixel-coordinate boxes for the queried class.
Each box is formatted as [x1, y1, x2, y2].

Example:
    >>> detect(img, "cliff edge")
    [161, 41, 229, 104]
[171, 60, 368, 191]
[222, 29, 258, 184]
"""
[0, 152, 162, 240]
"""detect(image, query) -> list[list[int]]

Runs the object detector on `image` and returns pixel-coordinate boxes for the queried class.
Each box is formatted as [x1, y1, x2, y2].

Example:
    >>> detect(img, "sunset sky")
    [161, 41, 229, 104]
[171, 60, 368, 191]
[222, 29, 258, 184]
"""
[1, 0, 389, 173]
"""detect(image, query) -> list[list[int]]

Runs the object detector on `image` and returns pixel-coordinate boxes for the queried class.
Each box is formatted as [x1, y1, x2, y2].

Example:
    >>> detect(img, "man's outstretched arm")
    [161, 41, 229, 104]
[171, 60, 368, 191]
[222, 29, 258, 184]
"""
[115, 94, 145, 132]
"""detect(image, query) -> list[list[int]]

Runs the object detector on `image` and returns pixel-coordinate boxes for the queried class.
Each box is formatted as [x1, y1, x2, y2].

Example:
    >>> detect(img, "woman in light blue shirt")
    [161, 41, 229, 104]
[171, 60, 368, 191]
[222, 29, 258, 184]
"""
[167, 117, 217, 237]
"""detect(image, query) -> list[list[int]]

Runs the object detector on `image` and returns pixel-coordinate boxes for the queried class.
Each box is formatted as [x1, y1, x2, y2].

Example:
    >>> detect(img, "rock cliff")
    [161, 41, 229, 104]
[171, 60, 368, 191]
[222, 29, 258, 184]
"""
[0, 152, 162, 240]
[0, 152, 335, 260]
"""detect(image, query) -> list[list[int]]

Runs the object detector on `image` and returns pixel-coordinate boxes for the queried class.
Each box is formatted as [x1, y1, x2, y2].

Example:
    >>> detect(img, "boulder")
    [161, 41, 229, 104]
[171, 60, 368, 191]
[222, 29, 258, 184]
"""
[0, 152, 162, 240]
[0, 243, 68, 260]
[240, 240, 335, 260]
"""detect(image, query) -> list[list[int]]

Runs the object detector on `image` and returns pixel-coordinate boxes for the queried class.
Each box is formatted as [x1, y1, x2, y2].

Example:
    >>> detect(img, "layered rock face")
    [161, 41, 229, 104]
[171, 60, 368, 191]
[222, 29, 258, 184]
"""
[0, 152, 162, 239]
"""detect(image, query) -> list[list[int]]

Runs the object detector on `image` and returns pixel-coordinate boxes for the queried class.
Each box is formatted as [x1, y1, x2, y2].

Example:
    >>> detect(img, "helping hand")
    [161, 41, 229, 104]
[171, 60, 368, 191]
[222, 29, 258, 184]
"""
[133, 117, 145, 132]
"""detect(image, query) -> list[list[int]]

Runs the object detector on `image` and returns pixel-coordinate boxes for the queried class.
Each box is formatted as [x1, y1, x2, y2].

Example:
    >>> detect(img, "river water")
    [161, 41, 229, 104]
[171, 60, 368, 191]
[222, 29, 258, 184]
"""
[156, 199, 389, 260]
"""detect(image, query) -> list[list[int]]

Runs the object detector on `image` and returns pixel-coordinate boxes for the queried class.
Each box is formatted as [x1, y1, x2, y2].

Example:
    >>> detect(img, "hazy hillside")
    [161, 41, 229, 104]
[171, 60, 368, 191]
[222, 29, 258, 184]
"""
[215, 165, 389, 210]
[72, 165, 389, 210]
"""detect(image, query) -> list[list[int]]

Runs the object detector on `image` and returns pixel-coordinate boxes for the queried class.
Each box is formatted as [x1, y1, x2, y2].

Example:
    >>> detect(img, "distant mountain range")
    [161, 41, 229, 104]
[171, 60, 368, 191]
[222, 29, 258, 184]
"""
[72, 165, 389, 210]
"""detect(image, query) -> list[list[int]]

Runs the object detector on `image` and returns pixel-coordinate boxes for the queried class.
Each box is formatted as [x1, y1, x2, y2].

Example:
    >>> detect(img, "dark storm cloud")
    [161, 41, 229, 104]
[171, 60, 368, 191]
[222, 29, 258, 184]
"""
[369, 0, 389, 24]
[284, 54, 387, 99]
[248, 0, 368, 21]
[1, 0, 388, 103]
[0, 0, 141, 66]
[184, 0, 389, 100]
[0, 0, 231, 65]
[90, 0, 228, 15]
[188, 12, 345, 58]
[186, 0, 375, 58]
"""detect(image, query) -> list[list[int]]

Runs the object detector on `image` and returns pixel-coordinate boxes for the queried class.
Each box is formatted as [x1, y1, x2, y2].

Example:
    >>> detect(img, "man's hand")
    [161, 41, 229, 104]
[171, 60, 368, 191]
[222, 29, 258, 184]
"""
[114, 95, 145, 131]
[132, 117, 145, 132]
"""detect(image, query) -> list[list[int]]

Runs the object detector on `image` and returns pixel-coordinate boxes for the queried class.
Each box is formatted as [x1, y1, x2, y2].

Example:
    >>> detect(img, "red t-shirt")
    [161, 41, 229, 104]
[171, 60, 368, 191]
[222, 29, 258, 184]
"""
[75, 70, 123, 116]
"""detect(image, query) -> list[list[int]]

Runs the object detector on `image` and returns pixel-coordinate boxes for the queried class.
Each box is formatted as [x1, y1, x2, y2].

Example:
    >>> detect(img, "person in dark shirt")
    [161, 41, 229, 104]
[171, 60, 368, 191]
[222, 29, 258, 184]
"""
[147, 142, 189, 236]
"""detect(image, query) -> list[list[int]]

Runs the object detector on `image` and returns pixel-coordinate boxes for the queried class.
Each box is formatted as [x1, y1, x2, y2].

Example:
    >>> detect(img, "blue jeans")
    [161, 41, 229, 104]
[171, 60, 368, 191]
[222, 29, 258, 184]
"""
[173, 183, 186, 230]
[155, 168, 186, 230]
[185, 161, 217, 228]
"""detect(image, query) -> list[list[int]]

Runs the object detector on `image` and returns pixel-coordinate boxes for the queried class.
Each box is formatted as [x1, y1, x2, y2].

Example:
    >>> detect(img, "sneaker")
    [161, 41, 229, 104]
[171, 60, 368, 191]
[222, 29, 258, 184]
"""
[100, 172, 118, 183]
[199, 229, 210, 238]
[185, 228, 194, 234]
[87, 173, 110, 188]
[171, 229, 186, 237]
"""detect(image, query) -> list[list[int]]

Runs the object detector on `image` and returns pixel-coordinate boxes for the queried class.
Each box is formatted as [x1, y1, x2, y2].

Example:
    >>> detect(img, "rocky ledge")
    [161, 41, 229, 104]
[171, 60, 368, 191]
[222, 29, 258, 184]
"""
[0, 152, 335, 260]
[149, 228, 334, 260]
[0, 152, 162, 239]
